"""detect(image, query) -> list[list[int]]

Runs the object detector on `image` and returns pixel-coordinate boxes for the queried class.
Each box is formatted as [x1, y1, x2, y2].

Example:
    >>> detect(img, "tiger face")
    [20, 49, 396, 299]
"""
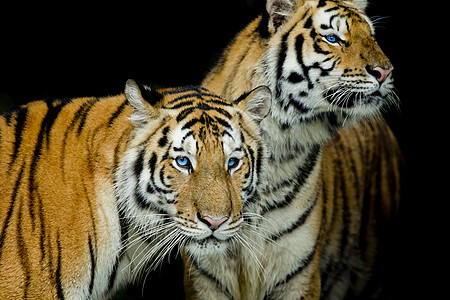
[262, 0, 395, 125]
[116, 81, 271, 266]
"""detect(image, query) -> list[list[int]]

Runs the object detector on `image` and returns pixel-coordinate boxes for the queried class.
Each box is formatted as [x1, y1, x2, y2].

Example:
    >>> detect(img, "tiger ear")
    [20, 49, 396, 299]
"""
[235, 86, 272, 123]
[125, 79, 163, 126]
[343, 0, 368, 12]
[266, 0, 299, 34]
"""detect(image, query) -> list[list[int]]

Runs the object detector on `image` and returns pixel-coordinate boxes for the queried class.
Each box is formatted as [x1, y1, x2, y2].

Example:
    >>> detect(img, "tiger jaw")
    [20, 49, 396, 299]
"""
[322, 89, 385, 110]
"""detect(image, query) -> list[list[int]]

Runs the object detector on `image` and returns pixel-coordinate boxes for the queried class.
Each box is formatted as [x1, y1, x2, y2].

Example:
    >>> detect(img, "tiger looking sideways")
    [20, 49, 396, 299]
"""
[183, 0, 403, 299]
[0, 79, 271, 299]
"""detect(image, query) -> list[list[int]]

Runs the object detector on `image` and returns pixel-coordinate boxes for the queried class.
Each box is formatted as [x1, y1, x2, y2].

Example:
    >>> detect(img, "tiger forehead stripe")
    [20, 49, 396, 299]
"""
[162, 85, 231, 107]
[175, 99, 233, 123]
[163, 95, 232, 109]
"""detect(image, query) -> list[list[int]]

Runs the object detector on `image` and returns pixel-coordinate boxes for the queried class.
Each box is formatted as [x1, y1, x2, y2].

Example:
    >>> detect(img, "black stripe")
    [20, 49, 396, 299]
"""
[135, 190, 151, 209]
[241, 145, 256, 198]
[181, 116, 200, 130]
[214, 116, 232, 130]
[159, 166, 173, 192]
[133, 148, 152, 209]
[165, 99, 194, 110]
[325, 6, 340, 13]
[147, 152, 170, 194]
[177, 105, 233, 124]
[88, 235, 96, 296]
[109, 185, 128, 291]
[107, 255, 119, 291]
[56, 233, 65, 300]
[276, 31, 289, 98]
[158, 127, 170, 147]
[44, 100, 66, 145]
[107, 100, 128, 127]
[164, 92, 225, 109]
[313, 41, 331, 55]
[17, 190, 31, 298]
[329, 14, 339, 27]
[336, 146, 351, 260]
[60, 100, 93, 175]
[148, 152, 157, 179]
[233, 90, 252, 104]
[134, 148, 145, 179]
[288, 93, 311, 114]
[177, 107, 195, 123]
[73, 99, 97, 136]
[204, 98, 232, 107]
[29, 100, 65, 229]
[262, 145, 321, 213]
[196, 103, 233, 119]
[0, 163, 25, 260]
[271, 237, 319, 291]
[270, 190, 319, 241]
[189, 256, 234, 299]
[295, 35, 314, 90]
[9, 107, 28, 168]
[180, 131, 194, 146]
[162, 85, 210, 96]
[255, 143, 264, 185]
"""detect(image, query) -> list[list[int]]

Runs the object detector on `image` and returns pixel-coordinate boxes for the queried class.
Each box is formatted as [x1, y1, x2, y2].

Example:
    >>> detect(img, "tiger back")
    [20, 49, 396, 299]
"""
[183, 0, 403, 299]
[0, 80, 271, 299]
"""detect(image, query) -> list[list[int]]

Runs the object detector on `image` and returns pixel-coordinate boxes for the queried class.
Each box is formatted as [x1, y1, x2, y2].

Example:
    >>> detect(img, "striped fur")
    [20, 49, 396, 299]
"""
[184, 0, 403, 299]
[0, 80, 271, 299]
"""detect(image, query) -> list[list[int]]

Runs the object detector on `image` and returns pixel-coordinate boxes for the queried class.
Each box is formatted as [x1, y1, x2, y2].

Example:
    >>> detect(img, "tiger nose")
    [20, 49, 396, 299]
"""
[198, 214, 229, 231]
[366, 65, 393, 83]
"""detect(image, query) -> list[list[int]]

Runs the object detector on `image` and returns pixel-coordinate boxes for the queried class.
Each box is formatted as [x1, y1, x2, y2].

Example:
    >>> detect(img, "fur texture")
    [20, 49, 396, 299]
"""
[184, 0, 403, 299]
[0, 80, 270, 299]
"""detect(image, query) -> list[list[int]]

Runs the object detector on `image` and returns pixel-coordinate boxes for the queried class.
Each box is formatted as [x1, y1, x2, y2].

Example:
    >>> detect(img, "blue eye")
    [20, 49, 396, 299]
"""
[227, 157, 240, 170]
[176, 156, 191, 169]
[325, 34, 339, 44]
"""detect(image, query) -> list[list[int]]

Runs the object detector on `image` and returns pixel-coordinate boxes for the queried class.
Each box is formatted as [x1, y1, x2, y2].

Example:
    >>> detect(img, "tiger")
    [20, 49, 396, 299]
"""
[0, 79, 271, 299]
[182, 0, 403, 299]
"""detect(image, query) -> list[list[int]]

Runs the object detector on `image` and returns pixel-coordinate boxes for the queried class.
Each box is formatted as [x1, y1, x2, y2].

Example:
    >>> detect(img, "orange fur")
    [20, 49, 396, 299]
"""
[0, 81, 271, 299]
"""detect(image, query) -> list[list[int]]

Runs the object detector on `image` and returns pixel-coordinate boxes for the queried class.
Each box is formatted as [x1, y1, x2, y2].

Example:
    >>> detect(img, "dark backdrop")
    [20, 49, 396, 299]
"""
[0, 0, 441, 298]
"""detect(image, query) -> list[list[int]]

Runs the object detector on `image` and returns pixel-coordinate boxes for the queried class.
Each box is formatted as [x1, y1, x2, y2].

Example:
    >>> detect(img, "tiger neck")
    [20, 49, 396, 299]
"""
[258, 115, 324, 194]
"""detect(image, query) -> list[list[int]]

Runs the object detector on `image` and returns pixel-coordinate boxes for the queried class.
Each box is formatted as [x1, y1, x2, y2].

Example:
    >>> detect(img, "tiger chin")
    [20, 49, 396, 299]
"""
[0, 79, 271, 299]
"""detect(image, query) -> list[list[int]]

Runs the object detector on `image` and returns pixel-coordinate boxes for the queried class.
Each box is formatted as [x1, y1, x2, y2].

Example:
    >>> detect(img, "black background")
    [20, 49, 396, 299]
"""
[0, 0, 443, 298]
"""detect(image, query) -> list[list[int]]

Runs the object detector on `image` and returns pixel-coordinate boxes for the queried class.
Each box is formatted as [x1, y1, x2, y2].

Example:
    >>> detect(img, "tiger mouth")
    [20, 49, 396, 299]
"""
[323, 89, 383, 108]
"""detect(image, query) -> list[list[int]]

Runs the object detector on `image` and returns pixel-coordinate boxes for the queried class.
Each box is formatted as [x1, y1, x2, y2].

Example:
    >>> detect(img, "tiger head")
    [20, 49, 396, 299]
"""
[115, 80, 271, 266]
[259, 0, 395, 129]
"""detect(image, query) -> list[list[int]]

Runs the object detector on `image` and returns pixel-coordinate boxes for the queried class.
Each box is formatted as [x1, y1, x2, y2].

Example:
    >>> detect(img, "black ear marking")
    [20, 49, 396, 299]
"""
[137, 82, 164, 106]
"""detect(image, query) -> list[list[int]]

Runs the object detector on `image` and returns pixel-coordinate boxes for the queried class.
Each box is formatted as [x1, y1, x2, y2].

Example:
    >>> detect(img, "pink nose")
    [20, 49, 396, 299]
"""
[367, 66, 393, 83]
[198, 215, 229, 231]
